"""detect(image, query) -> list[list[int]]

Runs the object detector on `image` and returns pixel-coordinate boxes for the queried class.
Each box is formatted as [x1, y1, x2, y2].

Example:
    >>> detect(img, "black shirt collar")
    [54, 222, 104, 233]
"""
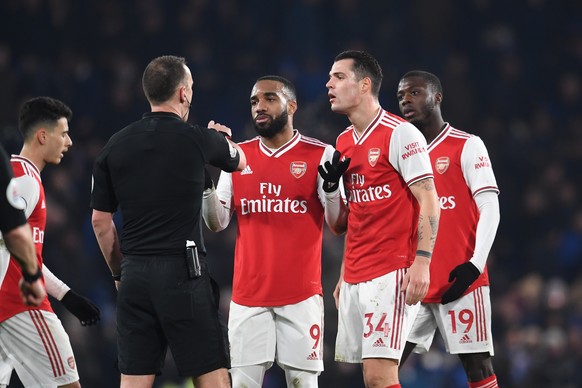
[142, 111, 182, 121]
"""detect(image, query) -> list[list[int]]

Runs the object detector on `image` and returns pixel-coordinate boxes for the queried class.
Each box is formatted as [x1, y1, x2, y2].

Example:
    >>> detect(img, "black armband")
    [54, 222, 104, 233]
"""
[22, 267, 42, 283]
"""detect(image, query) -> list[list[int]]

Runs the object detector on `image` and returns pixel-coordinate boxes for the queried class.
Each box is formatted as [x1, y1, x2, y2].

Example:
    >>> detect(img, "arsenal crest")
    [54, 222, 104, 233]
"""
[368, 148, 381, 167]
[68, 356, 76, 369]
[290, 161, 307, 178]
[435, 156, 449, 174]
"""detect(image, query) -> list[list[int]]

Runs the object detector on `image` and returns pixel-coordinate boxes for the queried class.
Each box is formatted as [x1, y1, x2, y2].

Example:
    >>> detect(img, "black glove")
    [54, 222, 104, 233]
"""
[317, 150, 350, 193]
[440, 262, 481, 305]
[60, 290, 101, 326]
[204, 167, 214, 190]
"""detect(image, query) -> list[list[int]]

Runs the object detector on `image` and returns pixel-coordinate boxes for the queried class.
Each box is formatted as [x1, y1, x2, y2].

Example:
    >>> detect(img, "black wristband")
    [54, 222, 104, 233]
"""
[112, 274, 121, 281]
[22, 267, 42, 283]
[416, 250, 432, 259]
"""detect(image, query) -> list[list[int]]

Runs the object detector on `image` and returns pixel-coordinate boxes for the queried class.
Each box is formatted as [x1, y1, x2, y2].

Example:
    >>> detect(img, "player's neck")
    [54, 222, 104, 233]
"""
[349, 103, 381, 136]
[425, 119, 447, 143]
[261, 127, 294, 149]
[19, 145, 46, 172]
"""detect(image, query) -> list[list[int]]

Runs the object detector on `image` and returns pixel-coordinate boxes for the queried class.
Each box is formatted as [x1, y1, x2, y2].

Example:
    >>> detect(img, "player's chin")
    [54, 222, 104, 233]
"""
[254, 121, 269, 129]
[330, 104, 346, 114]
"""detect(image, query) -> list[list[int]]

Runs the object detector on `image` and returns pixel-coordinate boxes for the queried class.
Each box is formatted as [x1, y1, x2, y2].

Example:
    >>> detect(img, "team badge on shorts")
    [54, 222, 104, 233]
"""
[368, 148, 381, 167]
[435, 156, 450, 174]
[290, 161, 307, 178]
[68, 356, 76, 369]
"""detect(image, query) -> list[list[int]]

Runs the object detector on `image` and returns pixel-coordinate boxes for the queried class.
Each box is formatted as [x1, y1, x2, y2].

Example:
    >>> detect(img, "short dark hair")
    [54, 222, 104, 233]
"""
[142, 55, 187, 104]
[18, 96, 72, 141]
[256, 75, 297, 101]
[401, 70, 443, 95]
[334, 50, 383, 96]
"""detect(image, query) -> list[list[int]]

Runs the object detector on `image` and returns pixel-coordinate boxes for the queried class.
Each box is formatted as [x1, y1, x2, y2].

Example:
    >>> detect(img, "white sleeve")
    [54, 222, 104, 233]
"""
[202, 171, 233, 232]
[461, 136, 499, 196]
[388, 122, 433, 185]
[42, 265, 70, 301]
[13, 175, 40, 219]
[469, 191, 500, 273]
[318, 145, 347, 226]
[0, 249, 9, 285]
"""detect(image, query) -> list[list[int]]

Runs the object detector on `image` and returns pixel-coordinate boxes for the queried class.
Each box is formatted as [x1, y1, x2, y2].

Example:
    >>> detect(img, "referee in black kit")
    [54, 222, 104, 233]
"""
[90, 55, 246, 388]
[0, 144, 46, 306]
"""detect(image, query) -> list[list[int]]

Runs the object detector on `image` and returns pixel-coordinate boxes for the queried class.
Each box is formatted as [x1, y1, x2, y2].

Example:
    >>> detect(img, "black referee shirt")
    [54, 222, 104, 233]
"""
[90, 112, 240, 257]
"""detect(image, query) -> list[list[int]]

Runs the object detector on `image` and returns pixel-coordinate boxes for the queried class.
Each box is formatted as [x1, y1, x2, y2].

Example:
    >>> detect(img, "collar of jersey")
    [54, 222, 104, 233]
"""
[258, 130, 300, 158]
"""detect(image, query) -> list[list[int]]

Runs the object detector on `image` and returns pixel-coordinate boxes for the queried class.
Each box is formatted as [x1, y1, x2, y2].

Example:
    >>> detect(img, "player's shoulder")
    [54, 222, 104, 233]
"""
[378, 110, 416, 136]
[432, 124, 477, 149]
[380, 110, 407, 128]
[238, 136, 260, 148]
[10, 156, 40, 179]
[336, 126, 353, 142]
[447, 125, 491, 151]
[298, 134, 330, 149]
[447, 125, 475, 140]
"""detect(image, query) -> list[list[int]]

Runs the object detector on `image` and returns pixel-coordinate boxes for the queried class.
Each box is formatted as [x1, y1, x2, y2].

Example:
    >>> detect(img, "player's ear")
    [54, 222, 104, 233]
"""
[435, 92, 443, 105]
[36, 128, 47, 145]
[361, 77, 372, 94]
[287, 100, 297, 116]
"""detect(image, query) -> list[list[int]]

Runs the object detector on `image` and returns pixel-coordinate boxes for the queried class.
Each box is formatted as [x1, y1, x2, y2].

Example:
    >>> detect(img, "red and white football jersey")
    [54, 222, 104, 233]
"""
[216, 131, 334, 306]
[423, 124, 498, 302]
[335, 109, 433, 284]
[0, 155, 52, 322]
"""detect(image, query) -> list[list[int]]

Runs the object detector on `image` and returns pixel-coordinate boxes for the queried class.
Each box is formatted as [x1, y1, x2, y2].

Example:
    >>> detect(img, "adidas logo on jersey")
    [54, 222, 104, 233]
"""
[372, 338, 386, 347]
[459, 334, 472, 344]
[307, 351, 319, 360]
[240, 165, 253, 175]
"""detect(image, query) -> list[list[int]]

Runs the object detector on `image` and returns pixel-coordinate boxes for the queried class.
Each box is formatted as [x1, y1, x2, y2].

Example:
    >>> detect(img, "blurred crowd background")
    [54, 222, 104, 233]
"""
[1, 0, 581, 387]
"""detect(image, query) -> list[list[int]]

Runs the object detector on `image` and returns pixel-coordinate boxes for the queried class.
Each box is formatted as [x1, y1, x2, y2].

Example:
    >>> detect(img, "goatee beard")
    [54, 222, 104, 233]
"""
[254, 110, 288, 139]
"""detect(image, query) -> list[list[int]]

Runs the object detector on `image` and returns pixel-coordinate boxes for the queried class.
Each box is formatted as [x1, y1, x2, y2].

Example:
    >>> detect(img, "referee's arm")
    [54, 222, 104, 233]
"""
[92, 209, 122, 283]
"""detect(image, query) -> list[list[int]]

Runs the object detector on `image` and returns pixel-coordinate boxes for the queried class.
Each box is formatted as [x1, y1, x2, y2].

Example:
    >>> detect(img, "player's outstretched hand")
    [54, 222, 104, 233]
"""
[441, 262, 480, 304]
[61, 290, 101, 326]
[207, 120, 232, 138]
[318, 150, 350, 193]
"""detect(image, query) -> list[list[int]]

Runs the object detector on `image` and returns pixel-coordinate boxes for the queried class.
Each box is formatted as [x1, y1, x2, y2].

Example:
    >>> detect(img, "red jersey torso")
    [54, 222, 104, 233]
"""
[0, 155, 52, 322]
[229, 132, 329, 306]
[335, 109, 433, 283]
[424, 124, 498, 302]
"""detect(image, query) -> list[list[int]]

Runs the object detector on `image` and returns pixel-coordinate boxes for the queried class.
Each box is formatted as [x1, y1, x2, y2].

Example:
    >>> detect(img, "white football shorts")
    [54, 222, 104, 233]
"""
[0, 356, 14, 385]
[0, 310, 79, 387]
[408, 286, 494, 355]
[228, 294, 324, 372]
[335, 269, 420, 363]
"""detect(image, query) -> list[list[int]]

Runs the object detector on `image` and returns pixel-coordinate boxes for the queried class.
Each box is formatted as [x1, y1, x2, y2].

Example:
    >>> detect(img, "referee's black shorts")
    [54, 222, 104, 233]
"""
[116, 254, 230, 377]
